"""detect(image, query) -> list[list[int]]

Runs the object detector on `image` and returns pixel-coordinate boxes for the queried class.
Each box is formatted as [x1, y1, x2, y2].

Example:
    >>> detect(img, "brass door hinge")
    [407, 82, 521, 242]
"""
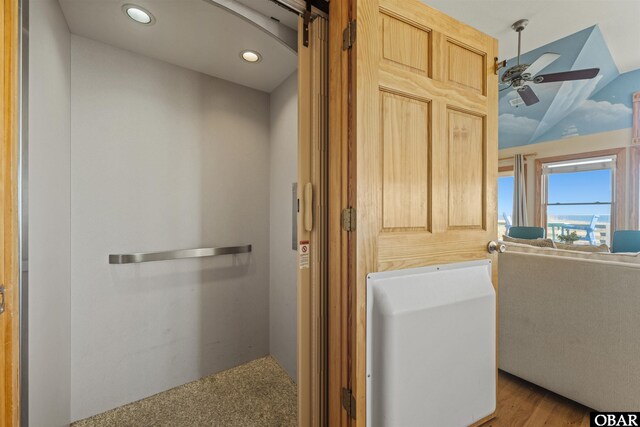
[495, 57, 507, 75]
[341, 207, 355, 232]
[0, 285, 5, 315]
[341, 387, 356, 419]
[343, 20, 356, 50]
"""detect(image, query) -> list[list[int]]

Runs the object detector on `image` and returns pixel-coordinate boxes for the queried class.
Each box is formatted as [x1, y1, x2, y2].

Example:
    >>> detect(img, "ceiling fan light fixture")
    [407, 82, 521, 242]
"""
[499, 22, 600, 107]
[511, 19, 529, 33]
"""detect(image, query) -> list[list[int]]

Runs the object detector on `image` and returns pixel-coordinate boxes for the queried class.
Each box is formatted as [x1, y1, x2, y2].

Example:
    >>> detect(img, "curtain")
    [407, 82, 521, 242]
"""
[512, 154, 528, 226]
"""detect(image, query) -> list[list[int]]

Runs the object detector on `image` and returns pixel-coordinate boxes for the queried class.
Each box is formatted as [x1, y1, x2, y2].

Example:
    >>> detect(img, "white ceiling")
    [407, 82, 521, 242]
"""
[422, 0, 640, 73]
[58, 0, 298, 93]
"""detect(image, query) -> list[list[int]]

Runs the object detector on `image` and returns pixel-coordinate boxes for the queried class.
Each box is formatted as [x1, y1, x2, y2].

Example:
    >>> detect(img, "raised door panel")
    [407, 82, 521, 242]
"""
[447, 108, 485, 229]
[446, 41, 486, 95]
[381, 91, 431, 231]
[380, 12, 431, 76]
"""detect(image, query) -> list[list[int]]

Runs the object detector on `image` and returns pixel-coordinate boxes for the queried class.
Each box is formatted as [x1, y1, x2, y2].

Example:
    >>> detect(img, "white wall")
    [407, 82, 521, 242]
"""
[499, 128, 634, 227]
[70, 36, 271, 421]
[28, 0, 72, 425]
[268, 72, 298, 380]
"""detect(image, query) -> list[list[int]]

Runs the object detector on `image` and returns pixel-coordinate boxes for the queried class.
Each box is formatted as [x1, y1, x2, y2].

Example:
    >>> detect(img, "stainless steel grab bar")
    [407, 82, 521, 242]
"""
[109, 244, 252, 264]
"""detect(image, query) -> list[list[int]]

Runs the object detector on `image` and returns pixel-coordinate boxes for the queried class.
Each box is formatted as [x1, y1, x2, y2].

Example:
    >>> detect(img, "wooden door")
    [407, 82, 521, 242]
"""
[298, 13, 329, 427]
[334, 0, 499, 423]
[1, 0, 20, 425]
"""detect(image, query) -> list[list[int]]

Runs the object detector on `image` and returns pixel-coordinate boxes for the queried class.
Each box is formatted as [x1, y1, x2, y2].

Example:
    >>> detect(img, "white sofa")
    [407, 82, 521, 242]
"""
[498, 242, 640, 411]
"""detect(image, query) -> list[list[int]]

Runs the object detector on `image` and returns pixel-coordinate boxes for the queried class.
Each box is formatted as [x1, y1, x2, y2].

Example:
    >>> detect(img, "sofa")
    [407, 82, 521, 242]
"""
[498, 241, 640, 411]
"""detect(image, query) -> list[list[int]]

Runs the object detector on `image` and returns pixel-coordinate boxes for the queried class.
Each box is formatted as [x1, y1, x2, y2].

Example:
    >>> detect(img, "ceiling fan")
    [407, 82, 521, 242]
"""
[499, 19, 600, 106]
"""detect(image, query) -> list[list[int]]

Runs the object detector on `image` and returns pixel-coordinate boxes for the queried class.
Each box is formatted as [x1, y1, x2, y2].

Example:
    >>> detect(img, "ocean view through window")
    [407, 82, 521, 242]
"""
[543, 159, 614, 246]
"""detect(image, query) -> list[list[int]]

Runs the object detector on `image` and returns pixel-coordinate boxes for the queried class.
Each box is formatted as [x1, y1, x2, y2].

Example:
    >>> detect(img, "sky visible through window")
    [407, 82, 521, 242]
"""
[498, 169, 613, 222]
[498, 176, 514, 220]
[547, 170, 612, 206]
[547, 169, 612, 222]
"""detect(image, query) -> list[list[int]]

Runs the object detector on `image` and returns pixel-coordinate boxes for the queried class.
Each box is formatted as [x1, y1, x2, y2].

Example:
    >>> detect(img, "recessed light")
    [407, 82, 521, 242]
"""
[240, 50, 262, 63]
[122, 4, 155, 25]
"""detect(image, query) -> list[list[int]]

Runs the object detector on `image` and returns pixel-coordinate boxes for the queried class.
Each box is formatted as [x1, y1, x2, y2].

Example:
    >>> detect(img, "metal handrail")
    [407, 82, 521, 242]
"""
[108, 244, 252, 264]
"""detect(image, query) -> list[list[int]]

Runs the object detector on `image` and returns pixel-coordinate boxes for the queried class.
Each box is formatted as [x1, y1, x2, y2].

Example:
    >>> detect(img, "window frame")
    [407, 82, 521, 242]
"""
[535, 148, 627, 234]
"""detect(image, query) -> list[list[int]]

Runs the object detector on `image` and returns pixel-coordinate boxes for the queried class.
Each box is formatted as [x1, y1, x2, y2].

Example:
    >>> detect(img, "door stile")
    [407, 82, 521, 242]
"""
[328, 0, 354, 424]
[1, 0, 20, 425]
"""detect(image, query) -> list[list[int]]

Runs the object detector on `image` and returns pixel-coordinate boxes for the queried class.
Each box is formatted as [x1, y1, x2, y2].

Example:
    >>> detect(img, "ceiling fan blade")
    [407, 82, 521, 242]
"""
[534, 68, 600, 83]
[517, 85, 540, 106]
[522, 52, 560, 79]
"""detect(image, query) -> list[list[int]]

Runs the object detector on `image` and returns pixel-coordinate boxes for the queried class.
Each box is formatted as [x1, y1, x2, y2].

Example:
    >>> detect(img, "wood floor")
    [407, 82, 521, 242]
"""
[483, 371, 592, 426]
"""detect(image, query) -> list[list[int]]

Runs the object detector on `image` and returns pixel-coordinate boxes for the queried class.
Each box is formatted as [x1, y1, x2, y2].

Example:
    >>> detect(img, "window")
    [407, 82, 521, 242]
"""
[541, 156, 615, 246]
[497, 174, 514, 238]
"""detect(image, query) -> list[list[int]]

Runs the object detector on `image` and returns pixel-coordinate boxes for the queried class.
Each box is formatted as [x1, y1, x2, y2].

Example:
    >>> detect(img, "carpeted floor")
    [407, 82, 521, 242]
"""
[72, 356, 297, 427]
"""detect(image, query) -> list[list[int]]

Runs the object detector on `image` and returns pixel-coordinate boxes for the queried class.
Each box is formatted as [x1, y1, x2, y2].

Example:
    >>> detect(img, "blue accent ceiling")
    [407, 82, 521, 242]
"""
[499, 25, 640, 149]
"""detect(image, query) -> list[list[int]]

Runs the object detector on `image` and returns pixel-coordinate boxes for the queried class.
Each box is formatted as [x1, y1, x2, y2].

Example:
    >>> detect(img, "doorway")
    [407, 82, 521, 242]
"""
[15, 0, 328, 425]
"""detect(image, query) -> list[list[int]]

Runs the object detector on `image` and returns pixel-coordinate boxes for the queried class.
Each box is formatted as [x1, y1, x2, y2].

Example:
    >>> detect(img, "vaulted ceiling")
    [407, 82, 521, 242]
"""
[423, 0, 640, 149]
[421, 0, 640, 73]
[497, 25, 640, 148]
[498, 26, 618, 147]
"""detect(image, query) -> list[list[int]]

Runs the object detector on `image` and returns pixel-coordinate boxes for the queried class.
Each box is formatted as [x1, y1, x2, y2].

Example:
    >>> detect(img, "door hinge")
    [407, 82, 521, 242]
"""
[342, 20, 356, 50]
[0, 285, 5, 315]
[495, 57, 506, 75]
[341, 207, 356, 232]
[341, 387, 356, 419]
[303, 0, 312, 47]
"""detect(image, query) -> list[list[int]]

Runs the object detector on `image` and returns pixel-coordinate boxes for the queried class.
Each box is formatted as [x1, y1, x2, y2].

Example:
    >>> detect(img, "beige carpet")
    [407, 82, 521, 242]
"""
[72, 356, 297, 427]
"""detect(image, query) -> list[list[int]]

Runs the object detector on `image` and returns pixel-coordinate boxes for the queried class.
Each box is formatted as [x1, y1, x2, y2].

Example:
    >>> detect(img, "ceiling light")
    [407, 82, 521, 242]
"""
[122, 4, 155, 25]
[240, 50, 262, 63]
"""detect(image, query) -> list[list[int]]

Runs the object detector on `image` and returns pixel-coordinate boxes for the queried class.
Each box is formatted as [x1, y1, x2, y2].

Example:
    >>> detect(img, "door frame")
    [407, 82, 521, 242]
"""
[327, 0, 353, 425]
[298, 9, 330, 427]
[11, 1, 329, 425]
[1, 0, 21, 424]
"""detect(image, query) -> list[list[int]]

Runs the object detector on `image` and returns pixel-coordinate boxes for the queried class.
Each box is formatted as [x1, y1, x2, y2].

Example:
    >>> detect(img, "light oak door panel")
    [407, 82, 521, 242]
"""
[381, 91, 431, 231]
[380, 13, 430, 75]
[1, 0, 20, 425]
[298, 14, 329, 427]
[351, 0, 498, 423]
[447, 108, 485, 229]
[446, 41, 486, 95]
